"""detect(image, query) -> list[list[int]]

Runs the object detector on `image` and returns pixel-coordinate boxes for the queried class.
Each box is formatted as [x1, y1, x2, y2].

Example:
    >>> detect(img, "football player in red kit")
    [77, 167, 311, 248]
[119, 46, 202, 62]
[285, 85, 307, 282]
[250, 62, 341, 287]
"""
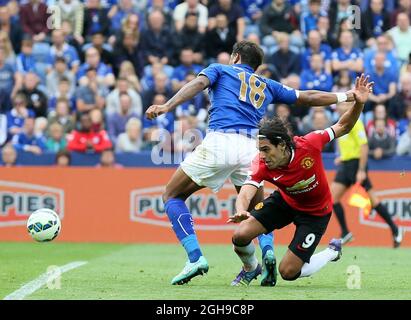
[229, 74, 373, 285]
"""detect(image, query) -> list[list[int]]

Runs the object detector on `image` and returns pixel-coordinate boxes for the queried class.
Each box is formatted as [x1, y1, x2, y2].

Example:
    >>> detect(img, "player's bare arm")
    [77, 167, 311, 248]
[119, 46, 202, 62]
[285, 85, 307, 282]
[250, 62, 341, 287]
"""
[228, 184, 258, 223]
[145, 75, 210, 120]
[295, 90, 355, 107]
[331, 74, 374, 139]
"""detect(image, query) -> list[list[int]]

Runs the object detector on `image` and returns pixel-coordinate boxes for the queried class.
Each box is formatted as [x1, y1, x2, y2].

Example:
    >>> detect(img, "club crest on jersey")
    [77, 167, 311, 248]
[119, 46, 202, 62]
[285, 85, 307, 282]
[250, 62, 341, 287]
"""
[301, 156, 314, 169]
[254, 202, 264, 210]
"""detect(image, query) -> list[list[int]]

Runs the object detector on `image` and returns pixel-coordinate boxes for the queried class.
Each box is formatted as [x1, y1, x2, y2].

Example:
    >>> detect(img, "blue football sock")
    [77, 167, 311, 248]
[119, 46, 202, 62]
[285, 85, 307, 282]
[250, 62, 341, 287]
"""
[165, 198, 202, 263]
[258, 233, 274, 258]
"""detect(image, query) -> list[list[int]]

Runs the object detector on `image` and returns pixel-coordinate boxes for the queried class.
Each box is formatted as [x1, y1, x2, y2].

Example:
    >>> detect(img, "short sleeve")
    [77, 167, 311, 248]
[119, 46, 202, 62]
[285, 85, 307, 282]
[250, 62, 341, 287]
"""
[198, 63, 222, 87]
[269, 80, 299, 105]
[244, 155, 265, 187]
[304, 128, 335, 151]
[354, 121, 368, 146]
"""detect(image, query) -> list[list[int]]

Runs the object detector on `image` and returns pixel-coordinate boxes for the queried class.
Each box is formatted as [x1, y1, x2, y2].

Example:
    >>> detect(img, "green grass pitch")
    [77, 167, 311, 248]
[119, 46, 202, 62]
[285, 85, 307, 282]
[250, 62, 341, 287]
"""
[1, 242, 411, 300]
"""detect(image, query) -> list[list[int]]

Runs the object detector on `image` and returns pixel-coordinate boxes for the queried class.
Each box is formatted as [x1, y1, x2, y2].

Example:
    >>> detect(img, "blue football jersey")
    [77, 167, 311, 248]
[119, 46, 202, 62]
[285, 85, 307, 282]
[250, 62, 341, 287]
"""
[199, 63, 298, 133]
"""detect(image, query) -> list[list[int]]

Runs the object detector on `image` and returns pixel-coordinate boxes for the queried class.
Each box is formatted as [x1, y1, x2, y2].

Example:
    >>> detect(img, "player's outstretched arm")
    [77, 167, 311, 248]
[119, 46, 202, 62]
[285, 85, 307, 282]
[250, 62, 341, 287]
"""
[295, 89, 355, 107]
[228, 184, 258, 223]
[145, 75, 210, 120]
[331, 74, 374, 139]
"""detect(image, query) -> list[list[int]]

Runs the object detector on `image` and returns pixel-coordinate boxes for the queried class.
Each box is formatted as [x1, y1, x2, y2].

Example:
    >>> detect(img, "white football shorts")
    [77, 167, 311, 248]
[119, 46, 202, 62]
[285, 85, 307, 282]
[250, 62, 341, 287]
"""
[180, 131, 258, 193]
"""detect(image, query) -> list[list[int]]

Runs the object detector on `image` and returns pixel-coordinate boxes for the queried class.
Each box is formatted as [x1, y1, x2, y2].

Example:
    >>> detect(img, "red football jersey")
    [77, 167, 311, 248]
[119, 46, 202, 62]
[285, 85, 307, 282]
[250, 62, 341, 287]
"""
[246, 128, 336, 216]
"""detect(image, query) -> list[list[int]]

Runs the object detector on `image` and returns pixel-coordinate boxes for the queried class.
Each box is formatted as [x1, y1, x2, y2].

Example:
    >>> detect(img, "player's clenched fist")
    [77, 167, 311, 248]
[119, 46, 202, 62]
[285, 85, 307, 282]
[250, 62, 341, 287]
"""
[145, 104, 169, 120]
[227, 211, 251, 223]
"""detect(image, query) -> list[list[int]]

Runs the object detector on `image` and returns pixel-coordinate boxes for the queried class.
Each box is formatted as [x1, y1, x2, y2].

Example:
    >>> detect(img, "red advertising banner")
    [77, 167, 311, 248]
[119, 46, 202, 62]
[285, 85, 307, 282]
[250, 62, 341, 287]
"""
[0, 167, 409, 247]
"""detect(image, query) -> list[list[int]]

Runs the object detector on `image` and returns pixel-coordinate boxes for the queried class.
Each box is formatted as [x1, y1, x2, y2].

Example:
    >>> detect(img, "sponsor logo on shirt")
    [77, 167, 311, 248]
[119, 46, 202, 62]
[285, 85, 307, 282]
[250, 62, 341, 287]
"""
[286, 174, 318, 194]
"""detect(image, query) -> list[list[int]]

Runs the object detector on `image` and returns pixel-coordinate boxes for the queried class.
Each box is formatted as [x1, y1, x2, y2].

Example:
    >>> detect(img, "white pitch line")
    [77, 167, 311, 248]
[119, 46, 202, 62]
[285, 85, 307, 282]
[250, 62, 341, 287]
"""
[3, 261, 88, 300]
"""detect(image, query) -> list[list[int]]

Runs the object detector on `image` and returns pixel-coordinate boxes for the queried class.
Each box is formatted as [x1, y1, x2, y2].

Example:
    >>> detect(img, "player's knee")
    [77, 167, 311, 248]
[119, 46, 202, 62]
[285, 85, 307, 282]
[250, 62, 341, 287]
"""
[279, 264, 301, 281]
[232, 229, 253, 247]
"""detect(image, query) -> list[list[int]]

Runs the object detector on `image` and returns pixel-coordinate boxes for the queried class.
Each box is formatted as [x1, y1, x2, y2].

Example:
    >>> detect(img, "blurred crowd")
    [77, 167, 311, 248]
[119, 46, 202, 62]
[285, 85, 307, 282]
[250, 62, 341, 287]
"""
[1, 0, 411, 168]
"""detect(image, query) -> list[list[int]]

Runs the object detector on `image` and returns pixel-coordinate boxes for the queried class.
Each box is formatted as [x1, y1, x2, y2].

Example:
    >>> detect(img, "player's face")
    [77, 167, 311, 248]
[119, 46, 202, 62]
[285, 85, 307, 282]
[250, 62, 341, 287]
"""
[258, 139, 286, 170]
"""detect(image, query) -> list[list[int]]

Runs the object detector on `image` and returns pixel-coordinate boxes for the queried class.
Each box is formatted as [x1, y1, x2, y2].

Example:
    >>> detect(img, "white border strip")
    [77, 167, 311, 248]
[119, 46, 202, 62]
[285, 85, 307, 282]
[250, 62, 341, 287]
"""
[3, 261, 88, 300]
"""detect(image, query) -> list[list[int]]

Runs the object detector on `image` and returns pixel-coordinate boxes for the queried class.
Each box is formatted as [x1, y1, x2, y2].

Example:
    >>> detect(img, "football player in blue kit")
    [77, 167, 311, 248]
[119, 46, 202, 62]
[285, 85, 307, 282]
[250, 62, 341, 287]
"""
[146, 40, 355, 286]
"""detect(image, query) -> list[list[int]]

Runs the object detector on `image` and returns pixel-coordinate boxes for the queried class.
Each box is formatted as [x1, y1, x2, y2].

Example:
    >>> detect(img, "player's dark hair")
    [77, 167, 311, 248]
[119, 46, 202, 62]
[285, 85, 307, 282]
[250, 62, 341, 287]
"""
[232, 40, 264, 71]
[258, 117, 295, 151]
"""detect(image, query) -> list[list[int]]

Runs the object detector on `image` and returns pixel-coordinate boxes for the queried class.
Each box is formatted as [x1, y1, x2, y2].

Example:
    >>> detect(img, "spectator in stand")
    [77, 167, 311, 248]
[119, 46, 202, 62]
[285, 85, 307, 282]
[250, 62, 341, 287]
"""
[328, 0, 354, 46]
[0, 47, 19, 110]
[49, 77, 76, 113]
[368, 118, 397, 159]
[82, 0, 110, 42]
[389, 72, 411, 120]
[1, 143, 17, 166]
[106, 77, 142, 116]
[15, 36, 37, 75]
[108, 0, 138, 34]
[365, 52, 398, 113]
[77, 47, 115, 88]
[391, 0, 411, 26]
[301, 107, 333, 135]
[97, 148, 122, 168]
[0, 30, 16, 66]
[107, 92, 140, 143]
[118, 60, 142, 93]
[205, 13, 236, 60]
[19, 0, 50, 42]
[109, 12, 140, 48]
[216, 51, 230, 65]
[0, 5, 22, 54]
[12, 117, 46, 155]
[311, 110, 335, 152]
[265, 32, 301, 81]
[116, 117, 143, 153]
[173, 12, 205, 65]
[140, 10, 174, 65]
[274, 103, 300, 136]
[112, 30, 143, 79]
[34, 116, 48, 138]
[67, 111, 112, 153]
[83, 31, 114, 67]
[301, 30, 333, 74]
[170, 48, 203, 92]
[46, 58, 76, 98]
[18, 72, 48, 118]
[6, 94, 35, 138]
[364, 34, 399, 81]
[46, 122, 67, 153]
[208, 0, 245, 42]
[331, 30, 364, 78]
[259, 0, 301, 48]
[56, 0, 85, 46]
[366, 104, 397, 139]
[397, 104, 411, 135]
[361, 0, 391, 47]
[55, 149, 72, 166]
[141, 72, 172, 112]
[47, 98, 75, 134]
[316, 15, 333, 46]
[388, 12, 411, 64]
[300, 53, 333, 92]
[146, 0, 174, 30]
[0, 112, 7, 146]
[300, 0, 325, 39]
[173, 0, 208, 34]
[240, 0, 269, 33]
[49, 29, 80, 74]
[76, 67, 107, 112]
[396, 121, 411, 155]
